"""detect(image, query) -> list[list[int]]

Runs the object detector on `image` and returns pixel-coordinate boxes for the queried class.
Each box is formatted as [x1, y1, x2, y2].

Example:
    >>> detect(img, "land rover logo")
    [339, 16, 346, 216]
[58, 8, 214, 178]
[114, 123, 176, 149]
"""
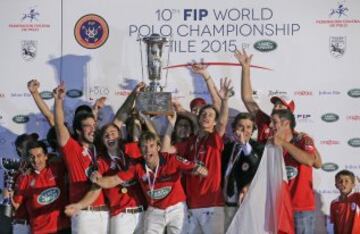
[66, 89, 83, 98]
[321, 162, 339, 172]
[321, 113, 339, 123]
[37, 187, 60, 205]
[348, 138, 360, 147]
[348, 89, 360, 98]
[12, 115, 29, 124]
[147, 186, 172, 200]
[254, 40, 277, 52]
[40, 91, 53, 100]
[286, 166, 298, 180]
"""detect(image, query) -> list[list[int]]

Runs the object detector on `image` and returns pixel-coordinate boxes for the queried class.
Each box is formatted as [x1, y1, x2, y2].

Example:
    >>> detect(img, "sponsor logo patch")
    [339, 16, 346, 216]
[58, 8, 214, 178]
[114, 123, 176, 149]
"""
[12, 115, 29, 124]
[321, 113, 339, 123]
[348, 138, 360, 147]
[253, 40, 277, 52]
[286, 166, 298, 180]
[66, 89, 83, 98]
[321, 162, 339, 172]
[147, 186, 172, 200]
[348, 89, 360, 98]
[37, 187, 60, 205]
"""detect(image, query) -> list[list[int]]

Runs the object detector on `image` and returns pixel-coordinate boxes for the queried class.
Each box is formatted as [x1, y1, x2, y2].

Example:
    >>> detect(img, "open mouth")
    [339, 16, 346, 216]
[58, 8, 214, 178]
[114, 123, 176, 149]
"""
[107, 140, 116, 147]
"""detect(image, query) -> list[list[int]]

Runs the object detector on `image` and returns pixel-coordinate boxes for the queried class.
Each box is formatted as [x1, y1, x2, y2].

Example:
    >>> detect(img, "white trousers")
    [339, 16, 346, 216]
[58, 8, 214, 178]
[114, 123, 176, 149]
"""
[185, 207, 225, 234]
[144, 202, 186, 234]
[110, 211, 144, 234]
[71, 210, 109, 234]
[13, 224, 30, 234]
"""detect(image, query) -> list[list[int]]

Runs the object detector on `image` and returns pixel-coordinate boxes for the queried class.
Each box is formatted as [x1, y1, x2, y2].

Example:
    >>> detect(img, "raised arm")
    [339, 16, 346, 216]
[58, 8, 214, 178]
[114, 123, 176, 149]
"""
[216, 77, 232, 137]
[92, 96, 106, 123]
[53, 82, 70, 147]
[113, 82, 145, 129]
[161, 111, 177, 154]
[172, 101, 199, 134]
[27, 79, 55, 126]
[91, 173, 124, 189]
[234, 49, 260, 115]
[191, 62, 221, 111]
[138, 111, 159, 137]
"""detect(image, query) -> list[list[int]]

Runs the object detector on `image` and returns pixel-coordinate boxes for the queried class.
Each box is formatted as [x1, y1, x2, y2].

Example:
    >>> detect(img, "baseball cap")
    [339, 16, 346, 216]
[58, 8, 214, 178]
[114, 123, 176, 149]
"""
[190, 97, 206, 111]
[270, 96, 295, 113]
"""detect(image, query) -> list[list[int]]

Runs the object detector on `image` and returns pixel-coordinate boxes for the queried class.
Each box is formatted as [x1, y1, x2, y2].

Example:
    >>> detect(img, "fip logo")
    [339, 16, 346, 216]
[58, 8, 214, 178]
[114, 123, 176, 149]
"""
[321, 113, 339, 123]
[184, 9, 208, 21]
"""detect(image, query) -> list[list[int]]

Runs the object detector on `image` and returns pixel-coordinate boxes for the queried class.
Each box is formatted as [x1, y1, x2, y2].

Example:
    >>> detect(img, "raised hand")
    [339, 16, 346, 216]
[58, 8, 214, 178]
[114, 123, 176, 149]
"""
[93, 96, 106, 111]
[234, 49, 253, 67]
[27, 79, 40, 94]
[218, 77, 233, 100]
[167, 111, 177, 127]
[190, 59, 210, 78]
[135, 82, 146, 93]
[53, 82, 66, 100]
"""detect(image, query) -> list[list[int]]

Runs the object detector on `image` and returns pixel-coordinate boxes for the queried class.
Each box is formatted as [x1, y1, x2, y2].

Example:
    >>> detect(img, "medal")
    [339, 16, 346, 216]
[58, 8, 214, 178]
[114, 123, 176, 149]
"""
[121, 187, 128, 194]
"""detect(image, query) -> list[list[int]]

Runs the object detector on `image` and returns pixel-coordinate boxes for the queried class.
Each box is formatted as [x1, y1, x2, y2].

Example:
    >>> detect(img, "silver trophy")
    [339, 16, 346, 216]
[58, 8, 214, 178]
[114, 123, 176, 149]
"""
[136, 33, 172, 115]
[0, 158, 21, 217]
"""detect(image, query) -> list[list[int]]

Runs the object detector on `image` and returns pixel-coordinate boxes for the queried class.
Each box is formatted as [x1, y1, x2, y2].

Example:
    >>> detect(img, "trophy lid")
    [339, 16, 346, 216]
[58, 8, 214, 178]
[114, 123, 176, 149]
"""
[143, 33, 168, 43]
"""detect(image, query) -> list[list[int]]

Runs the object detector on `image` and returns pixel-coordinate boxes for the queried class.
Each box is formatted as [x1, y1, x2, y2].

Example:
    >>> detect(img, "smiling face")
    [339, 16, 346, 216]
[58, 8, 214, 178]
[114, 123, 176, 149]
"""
[29, 147, 48, 172]
[233, 118, 254, 142]
[140, 139, 159, 165]
[79, 117, 96, 144]
[102, 125, 121, 151]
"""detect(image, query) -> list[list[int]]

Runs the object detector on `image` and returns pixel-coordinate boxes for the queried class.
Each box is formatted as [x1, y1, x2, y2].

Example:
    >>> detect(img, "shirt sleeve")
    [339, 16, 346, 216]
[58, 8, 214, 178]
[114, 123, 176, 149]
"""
[13, 175, 28, 205]
[117, 164, 137, 182]
[171, 154, 197, 171]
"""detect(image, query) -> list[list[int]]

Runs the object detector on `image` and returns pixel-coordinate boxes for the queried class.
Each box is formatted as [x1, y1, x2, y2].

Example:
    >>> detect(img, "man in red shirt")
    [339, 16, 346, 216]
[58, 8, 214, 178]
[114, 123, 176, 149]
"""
[162, 78, 232, 234]
[90, 131, 208, 234]
[64, 123, 146, 234]
[13, 141, 70, 234]
[234, 49, 321, 167]
[270, 109, 318, 234]
[330, 170, 360, 234]
[53, 83, 109, 234]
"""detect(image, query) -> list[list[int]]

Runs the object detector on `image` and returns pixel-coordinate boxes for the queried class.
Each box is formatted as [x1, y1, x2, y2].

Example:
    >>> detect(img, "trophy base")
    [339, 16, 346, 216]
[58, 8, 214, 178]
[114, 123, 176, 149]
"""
[136, 92, 172, 115]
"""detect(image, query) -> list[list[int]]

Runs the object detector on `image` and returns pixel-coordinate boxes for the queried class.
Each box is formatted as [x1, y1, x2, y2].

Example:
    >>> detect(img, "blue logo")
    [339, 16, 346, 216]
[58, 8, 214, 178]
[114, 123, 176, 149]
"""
[66, 89, 83, 98]
[12, 115, 30, 124]
[40, 91, 53, 100]
[329, 3, 348, 18]
[22, 7, 40, 22]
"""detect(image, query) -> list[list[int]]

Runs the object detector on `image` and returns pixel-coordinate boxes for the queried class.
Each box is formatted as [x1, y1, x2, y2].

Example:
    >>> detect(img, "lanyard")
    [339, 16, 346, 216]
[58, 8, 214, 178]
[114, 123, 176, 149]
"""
[83, 145, 97, 165]
[225, 143, 242, 177]
[145, 163, 159, 202]
[108, 150, 126, 170]
[194, 135, 207, 162]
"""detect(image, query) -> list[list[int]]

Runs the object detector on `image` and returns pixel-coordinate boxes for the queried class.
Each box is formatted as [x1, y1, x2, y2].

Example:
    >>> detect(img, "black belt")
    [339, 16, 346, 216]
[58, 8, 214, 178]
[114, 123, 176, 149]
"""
[82, 205, 109, 211]
[12, 219, 28, 225]
[124, 206, 144, 214]
[225, 202, 238, 207]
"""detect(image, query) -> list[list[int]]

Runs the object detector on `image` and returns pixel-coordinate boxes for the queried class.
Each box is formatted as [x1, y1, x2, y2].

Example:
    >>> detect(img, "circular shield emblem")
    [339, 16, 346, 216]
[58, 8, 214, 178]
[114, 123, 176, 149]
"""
[286, 166, 298, 180]
[74, 14, 109, 49]
[37, 187, 60, 205]
[241, 162, 250, 171]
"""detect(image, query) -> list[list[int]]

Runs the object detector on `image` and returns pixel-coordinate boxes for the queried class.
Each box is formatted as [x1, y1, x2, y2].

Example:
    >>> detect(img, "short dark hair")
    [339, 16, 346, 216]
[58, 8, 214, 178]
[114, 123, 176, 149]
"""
[75, 104, 93, 116]
[72, 112, 95, 138]
[15, 133, 39, 158]
[271, 109, 296, 130]
[197, 104, 219, 122]
[26, 140, 48, 157]
[335, 170, 355, 183]
[231, 112, 256, 132]
[139, 131, 160, 147]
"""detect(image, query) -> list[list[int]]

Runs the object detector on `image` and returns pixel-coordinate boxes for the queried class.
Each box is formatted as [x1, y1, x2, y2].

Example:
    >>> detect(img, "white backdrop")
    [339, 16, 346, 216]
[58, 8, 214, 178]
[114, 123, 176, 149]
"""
[1, 0, 360, 232]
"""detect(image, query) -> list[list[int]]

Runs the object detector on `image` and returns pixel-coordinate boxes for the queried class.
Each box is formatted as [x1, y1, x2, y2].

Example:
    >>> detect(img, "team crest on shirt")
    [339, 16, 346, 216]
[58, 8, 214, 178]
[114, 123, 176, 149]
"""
[147, 186, 172, 200]
[351, 202, 358, 211]
[286, 166, 298, 180]
[37, 187, 60, 205]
